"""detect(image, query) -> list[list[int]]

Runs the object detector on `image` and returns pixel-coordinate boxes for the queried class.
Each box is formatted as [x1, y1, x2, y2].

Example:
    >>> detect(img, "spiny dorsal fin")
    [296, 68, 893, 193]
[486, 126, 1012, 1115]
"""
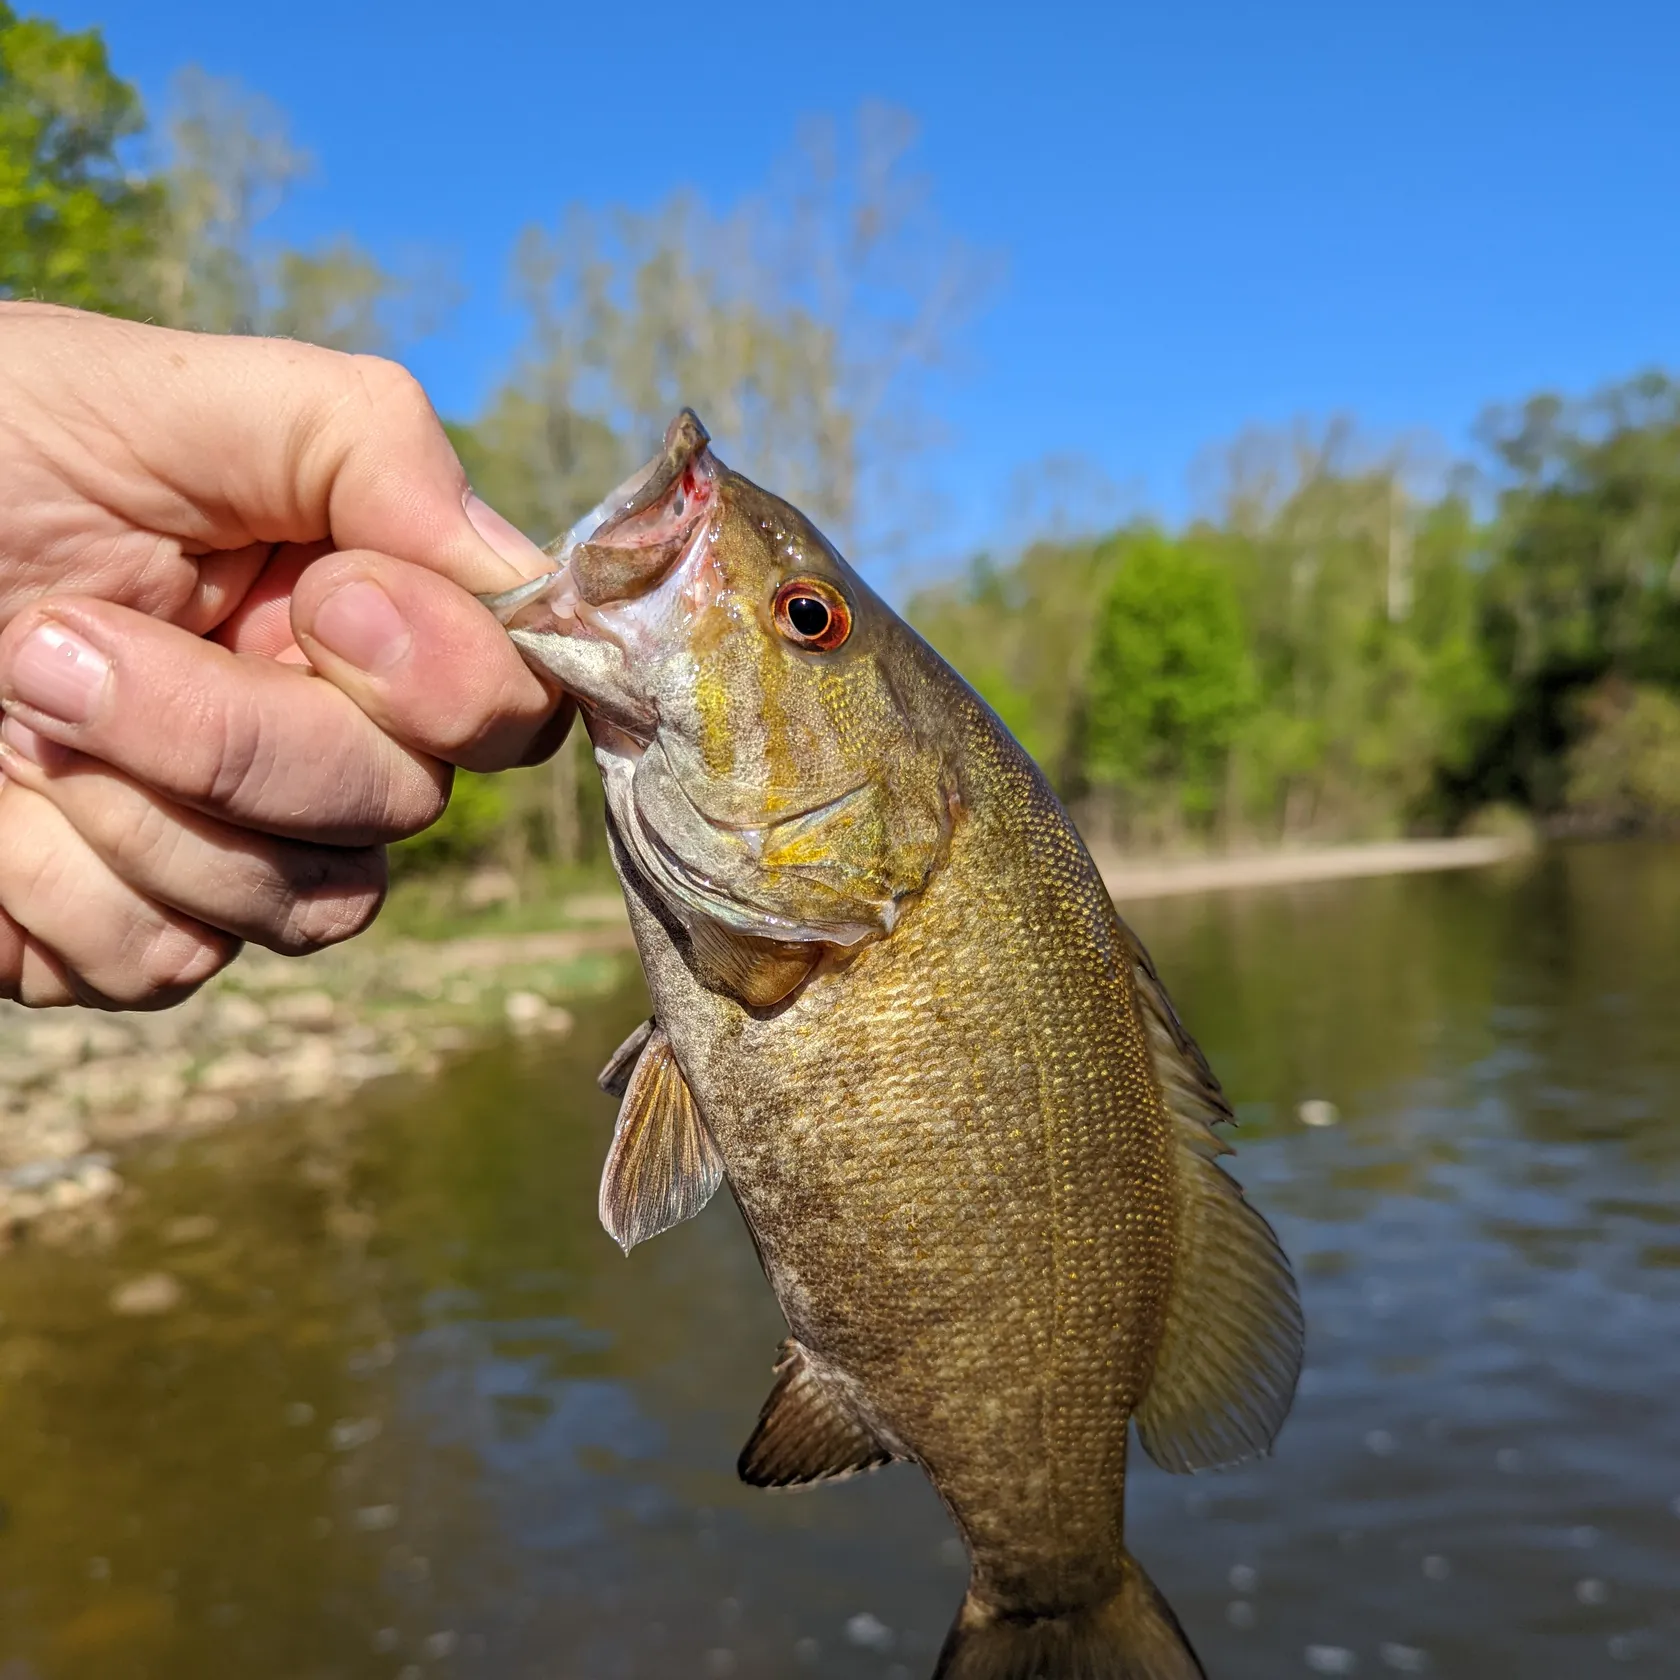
[685, 916, 817, 1009]
[738, 1340, 900, 1489]
[1123, 924, 1305, 1474]
[599, 1028, 724, 1254]
[598, 1017, 655, 1097]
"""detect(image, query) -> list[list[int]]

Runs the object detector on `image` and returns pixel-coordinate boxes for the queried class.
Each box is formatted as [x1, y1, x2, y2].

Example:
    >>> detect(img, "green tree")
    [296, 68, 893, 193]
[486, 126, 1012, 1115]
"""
[908, 539, 1123, 780]
[0, 2, 163, 314]
[1472, 373, 1680, 809]
[1565, 679, 1680, 830]
[1084, 532, 1253, 840]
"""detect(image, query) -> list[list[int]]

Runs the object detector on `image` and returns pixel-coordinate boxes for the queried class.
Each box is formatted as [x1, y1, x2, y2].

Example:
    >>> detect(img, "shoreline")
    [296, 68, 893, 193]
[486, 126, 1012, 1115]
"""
[0, 834, 1533, 1249]
[1091, 835, 1531, 900]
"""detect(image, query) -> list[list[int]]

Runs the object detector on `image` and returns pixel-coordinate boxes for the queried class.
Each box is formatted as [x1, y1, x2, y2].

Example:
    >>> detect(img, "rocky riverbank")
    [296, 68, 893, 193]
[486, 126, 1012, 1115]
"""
[0, 834, 1539, 1251]
[0, 893, 636, 1251]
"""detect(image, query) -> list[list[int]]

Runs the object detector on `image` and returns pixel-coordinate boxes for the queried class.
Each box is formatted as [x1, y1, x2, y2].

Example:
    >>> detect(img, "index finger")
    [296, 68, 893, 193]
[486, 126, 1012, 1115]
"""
[0, 597, 449, 846]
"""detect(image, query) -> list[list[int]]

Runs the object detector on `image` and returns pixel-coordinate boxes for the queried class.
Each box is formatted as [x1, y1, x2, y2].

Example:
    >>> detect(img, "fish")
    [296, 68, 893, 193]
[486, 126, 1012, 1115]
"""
[481, 411, 1303, 1680]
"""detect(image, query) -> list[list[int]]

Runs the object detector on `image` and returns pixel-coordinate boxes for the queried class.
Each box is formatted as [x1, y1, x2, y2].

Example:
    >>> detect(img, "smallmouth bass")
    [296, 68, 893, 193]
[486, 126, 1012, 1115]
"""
[482, 412, 1303, 1680]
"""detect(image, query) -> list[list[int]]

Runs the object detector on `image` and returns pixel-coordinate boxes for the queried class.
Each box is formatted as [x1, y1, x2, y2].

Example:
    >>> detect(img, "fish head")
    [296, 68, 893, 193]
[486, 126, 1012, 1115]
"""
[488, 411, 953, 952]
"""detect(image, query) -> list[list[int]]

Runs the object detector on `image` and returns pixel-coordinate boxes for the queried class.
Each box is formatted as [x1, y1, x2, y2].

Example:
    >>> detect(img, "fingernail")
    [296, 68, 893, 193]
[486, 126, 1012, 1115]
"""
[8, 621, 109, 725]
[309, 579, 412, 674]
[0, 714, 52, 766]
[465, 493, 552, 579]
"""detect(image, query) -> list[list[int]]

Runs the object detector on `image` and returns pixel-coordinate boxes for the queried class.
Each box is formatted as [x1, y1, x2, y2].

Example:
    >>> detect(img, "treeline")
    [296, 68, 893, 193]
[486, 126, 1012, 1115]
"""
[911, 393, 1680, 847]
[6, 5, 1678, 887]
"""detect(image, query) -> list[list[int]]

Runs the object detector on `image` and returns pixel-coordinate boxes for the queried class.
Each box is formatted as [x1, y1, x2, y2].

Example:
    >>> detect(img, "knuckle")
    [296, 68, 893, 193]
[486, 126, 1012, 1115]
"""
[202, 688, 280, 814]
[119, 921, 238, 1011]
[272, 849, 387, 955]
[352, 354, 429, 422]
[112, 794, 193, 879]
[372, 761, 449, 843]
[422, 704, 497, 762]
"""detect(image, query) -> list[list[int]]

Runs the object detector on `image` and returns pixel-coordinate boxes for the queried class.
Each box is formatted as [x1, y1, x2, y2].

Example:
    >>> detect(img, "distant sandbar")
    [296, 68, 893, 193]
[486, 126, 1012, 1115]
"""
[1094, 836, 1529, 901]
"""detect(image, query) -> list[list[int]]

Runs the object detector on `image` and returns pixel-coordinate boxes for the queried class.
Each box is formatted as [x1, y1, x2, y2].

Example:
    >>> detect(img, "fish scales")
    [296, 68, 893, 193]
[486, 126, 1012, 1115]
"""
[486, 410, 1302, 1680]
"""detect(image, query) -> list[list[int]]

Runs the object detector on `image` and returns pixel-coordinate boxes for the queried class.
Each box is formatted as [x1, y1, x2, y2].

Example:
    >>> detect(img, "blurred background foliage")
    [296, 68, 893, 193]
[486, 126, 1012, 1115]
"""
[5, 3, 1679, 896]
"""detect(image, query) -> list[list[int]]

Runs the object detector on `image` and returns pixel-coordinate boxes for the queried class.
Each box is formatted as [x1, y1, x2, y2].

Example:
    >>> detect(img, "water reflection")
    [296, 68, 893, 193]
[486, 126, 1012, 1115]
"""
[1, 841, 1677, 1676]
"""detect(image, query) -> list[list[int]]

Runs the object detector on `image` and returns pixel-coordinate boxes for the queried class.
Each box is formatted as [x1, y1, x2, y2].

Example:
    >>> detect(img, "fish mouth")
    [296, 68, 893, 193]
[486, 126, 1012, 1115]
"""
[565, 410, 719, 608]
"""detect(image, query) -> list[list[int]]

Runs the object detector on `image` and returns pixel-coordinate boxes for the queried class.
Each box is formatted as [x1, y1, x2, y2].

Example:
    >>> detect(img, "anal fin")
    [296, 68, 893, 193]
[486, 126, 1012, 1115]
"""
[1124, 924, 1305, 1474]
[599, 1028, 724, 1254]
[738, 1340, 900, 1488]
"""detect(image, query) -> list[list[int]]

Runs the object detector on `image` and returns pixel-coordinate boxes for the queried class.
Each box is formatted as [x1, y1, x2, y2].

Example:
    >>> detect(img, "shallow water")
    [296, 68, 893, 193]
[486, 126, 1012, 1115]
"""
[1, 841, 1678, 1679]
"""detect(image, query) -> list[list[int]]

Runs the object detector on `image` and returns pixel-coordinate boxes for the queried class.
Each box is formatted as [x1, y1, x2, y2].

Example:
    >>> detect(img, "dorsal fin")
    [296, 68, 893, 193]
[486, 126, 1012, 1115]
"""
[598, 1028, 725, 1254]
[1124, 925, 1305, 1474]
[685, 916, 818, 1009]
[738, 1340, 901, 1488]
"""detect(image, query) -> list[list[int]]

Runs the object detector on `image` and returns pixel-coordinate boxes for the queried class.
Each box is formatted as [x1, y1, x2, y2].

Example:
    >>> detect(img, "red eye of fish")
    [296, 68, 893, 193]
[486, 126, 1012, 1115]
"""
[773, 579, 852, 652]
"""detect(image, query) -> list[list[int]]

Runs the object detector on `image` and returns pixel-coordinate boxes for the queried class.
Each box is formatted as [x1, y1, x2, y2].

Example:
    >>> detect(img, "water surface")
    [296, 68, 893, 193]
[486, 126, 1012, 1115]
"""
[1, 841, 1678, 1678]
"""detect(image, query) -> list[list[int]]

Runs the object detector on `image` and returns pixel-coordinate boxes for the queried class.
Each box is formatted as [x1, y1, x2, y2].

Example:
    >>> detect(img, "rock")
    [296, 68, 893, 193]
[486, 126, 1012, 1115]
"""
[74, 1159, 121, 1199]
[81, 1021, 134, 1058]
[269, 990, 337, 1031]
[1298, 1099, 1341, 1128]
[328, 1416, 382, 1452]
[0, 1056, 46, 1090]
[109, 1272, 183, 1316]
[275, 1038, 339, 1101]
[351, 1504, 399, 1532]
[337, 1053, 401, 1087]
[163, 1214, 218, 1245]
[24, 1021, 86, 1067]
[504, 991, 549, 1029]
[1378, 1646, 1430, 1674]
[213, 994, 268, 1036]
[196, 1052, 269, 1094]
[181, 1094, 238, 1129]
[844, 1614, 894, 1653]
[4, 1109, 89, 1170]
[1304, 1648, 1357, 1676]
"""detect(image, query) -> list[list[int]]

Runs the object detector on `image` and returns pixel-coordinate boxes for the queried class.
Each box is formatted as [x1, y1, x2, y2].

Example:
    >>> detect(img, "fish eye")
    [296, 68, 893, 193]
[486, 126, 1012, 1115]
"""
[773, 578, 852, 652]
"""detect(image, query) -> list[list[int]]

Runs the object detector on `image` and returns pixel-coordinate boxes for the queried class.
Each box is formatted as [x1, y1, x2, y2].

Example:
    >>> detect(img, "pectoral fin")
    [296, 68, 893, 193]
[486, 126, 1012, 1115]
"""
[685, 916, 818, 1009]
[599, 1028, 724, 1254]
[1126, 926, 1305, 1474]
[738, 1340, 900, 1488]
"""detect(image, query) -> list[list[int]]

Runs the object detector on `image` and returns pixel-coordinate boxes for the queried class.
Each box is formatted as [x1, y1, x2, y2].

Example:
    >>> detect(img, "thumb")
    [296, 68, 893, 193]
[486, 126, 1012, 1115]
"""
[4, 305, 554, 598]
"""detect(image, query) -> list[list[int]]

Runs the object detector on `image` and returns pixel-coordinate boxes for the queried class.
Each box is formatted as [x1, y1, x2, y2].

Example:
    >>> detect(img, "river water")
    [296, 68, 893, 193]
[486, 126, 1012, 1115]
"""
[0, 841, 1677, 1679]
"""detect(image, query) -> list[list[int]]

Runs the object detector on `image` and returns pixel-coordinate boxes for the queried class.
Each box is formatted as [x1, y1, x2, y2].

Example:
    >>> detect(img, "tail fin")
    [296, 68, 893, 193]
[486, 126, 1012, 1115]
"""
[933, 1552, 1205, 1680]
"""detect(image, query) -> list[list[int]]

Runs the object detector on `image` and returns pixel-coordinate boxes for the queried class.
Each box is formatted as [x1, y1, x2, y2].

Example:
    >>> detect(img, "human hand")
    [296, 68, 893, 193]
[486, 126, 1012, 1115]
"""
[0, 303, 568, 1009]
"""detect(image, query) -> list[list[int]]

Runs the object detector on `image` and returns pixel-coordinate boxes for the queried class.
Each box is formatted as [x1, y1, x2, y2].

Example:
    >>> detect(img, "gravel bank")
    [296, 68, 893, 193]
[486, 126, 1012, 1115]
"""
[0, 904, 635, 1250]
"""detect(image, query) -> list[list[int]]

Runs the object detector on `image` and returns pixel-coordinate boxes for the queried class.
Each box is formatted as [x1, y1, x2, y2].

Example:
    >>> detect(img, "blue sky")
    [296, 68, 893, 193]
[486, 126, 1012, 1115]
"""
[45, 0, 1680, 569]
